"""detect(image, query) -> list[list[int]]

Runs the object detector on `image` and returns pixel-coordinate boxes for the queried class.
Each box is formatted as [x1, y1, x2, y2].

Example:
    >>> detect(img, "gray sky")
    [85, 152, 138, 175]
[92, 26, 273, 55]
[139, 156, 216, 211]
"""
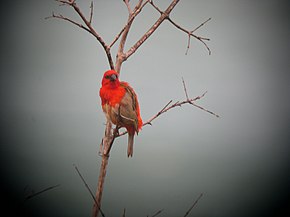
[0, 0, 289, 217]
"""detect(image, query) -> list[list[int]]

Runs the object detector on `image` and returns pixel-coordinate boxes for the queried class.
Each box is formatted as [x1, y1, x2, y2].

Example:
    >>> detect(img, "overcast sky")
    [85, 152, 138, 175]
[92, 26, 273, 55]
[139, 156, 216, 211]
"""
[0, 0, 289, 217]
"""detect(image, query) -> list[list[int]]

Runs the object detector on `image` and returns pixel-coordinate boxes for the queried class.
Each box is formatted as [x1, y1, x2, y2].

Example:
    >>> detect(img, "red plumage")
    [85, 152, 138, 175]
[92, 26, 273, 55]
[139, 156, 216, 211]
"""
[99, 70, 142, 157]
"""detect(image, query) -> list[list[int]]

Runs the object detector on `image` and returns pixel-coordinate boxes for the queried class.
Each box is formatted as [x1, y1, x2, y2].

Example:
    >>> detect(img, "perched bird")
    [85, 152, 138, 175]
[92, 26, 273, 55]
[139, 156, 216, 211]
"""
[99, 70, 143, 157]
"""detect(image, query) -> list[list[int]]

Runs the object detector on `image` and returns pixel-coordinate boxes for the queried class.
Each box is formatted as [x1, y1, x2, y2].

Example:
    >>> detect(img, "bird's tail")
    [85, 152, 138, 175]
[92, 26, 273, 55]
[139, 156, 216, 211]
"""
[127, 132, 134, 157]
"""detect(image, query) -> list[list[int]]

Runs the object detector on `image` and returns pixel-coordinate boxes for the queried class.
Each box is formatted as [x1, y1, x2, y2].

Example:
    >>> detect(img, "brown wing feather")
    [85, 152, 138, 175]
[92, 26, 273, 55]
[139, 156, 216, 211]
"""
[110, 82, 138, 131]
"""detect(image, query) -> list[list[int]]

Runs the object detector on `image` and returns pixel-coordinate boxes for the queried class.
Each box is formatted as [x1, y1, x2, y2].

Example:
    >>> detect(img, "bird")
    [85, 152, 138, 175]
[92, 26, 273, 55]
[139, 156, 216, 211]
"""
[99, 70, 143, 157]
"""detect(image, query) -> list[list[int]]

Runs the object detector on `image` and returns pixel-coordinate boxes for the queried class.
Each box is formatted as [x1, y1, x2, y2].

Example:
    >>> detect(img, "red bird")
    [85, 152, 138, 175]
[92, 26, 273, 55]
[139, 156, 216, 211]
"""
[99, 70, 143, 157]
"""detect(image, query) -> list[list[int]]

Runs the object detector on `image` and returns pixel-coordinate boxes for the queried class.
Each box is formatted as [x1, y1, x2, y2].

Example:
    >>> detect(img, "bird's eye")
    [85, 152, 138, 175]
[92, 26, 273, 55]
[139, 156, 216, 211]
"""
[105, 75, 110, 79]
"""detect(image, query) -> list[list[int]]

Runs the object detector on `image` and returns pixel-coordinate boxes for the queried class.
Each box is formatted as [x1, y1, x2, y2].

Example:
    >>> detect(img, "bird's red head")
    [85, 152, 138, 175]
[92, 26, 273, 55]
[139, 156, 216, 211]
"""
[101, 70, 120, 88]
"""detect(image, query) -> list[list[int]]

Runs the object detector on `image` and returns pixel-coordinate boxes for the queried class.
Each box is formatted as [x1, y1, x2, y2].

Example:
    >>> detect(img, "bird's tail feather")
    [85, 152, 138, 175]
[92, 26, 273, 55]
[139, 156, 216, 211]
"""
[127, 133, 134, 157]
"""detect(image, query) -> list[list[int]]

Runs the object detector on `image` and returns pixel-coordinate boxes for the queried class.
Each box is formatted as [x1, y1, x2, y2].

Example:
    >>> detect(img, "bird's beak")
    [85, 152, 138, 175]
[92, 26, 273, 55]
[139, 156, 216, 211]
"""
[109, 74, 117, 81]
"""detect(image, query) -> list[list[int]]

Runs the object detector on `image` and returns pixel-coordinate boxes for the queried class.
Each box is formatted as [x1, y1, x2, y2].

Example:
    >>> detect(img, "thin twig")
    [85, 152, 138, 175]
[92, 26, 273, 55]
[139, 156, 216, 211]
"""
[73, 164, 106, 217]
[190, 102, 219, 118]
[149, 1, 211, 55]
[109, 0, 150, 49]
[185, 35, 191, 55]
[89, 1, 94, 24]
[183, 193, 203, 217]
[125, 0, 181, 60]
[182, 77, 189, 100]
[47, 0, 114, 69]
[115, 78, 218, 138]
[151, 209, 164, 217]
[115, 0, 148, 72]
[123, 0, 132, 14]
[167, 17, 211, 55]
[24, 184, 60, 202]
[45, 13, 90, 32]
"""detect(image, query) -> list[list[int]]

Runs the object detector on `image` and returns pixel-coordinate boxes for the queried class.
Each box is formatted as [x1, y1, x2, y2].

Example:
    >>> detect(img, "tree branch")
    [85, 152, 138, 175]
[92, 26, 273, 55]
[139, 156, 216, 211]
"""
[115, 0, 150, 73]
[183, 193, 203, 217]
[74, 164, 106, 217]
[24, 184, 60, 202]
[109, 1, 149, 50]
[115, 78, 219, 138]
[123, 0, 132, 15]
[45, 12, 90, 32]
[47, 0, 114, 69]
[125, 0, 181, 61]
[89, 1, 94, 24]
[150, 209, 164, 217]
[149, 0, 211, 55]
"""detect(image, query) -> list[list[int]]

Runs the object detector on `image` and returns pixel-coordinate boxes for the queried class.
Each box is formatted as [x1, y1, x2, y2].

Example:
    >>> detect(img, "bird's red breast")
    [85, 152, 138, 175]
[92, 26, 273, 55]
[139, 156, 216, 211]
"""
[99, 70, 142, 132]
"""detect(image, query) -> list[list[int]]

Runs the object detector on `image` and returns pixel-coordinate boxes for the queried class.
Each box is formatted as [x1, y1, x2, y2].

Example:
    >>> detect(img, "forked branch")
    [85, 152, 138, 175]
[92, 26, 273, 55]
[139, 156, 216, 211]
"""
[125, 0, 181, 60]
[149, 0, 211, 55]
[46, 0, 114, 69]
[47, 0, 211, 72]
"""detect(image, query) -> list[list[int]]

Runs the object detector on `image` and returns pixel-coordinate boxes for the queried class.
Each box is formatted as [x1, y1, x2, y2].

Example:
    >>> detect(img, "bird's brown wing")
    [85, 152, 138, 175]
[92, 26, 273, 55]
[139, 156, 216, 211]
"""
[112, 82, 138, 131]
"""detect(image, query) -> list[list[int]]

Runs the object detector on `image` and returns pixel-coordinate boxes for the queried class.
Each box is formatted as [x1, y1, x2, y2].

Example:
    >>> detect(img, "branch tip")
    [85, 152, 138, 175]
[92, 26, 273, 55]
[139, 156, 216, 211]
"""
[151, 208, 164, 217]
[183, 193, 203, 217]
[182, 77, 190, 100]
[89, 1, 94, 24]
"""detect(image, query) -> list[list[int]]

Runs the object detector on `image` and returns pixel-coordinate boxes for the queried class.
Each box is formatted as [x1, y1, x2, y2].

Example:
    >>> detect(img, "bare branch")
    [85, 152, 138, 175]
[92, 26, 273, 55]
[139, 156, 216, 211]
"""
[192, 17, 212, 33]
[125, 0, 181, 61]
[123, 0, 132, 15]
[115, 0, 148, 73]
[48, 0, 114, 69]
[109, 0, 149, 49]
[45, 13, 91, 32]
[89, 1, 94, 24]
[189, 101, 219, 118]
[183, 193, 203, 217]
[24, 184, 60, 202]
[150, 209, 164, 217]
[149, 1, 211, 55]
[115, 78, 219, 139]
[92, 154, 110, 217]
[167, 17, 211, 42]
[184, 18, 212, 55]
[74, 164, 106, 217]
[182, 77, 190, 100]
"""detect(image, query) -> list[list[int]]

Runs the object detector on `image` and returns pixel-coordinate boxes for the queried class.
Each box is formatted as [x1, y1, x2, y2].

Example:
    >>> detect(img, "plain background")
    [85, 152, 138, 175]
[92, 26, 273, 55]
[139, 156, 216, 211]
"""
[0, 0, 289, 216]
